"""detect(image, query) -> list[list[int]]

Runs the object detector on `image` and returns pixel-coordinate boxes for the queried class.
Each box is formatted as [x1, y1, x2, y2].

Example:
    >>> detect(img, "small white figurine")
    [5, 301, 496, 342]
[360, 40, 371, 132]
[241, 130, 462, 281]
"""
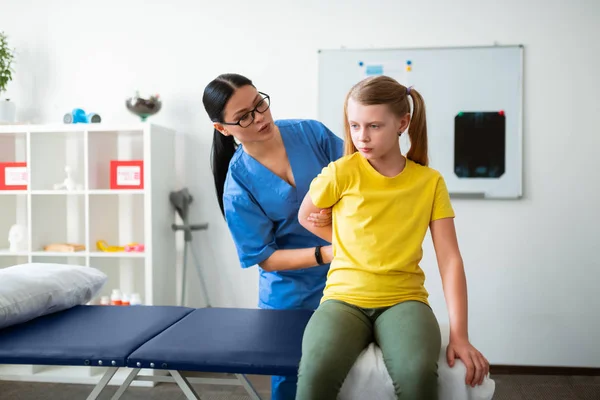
[53, 166, 82, 191]
[8, 224, 26, 252]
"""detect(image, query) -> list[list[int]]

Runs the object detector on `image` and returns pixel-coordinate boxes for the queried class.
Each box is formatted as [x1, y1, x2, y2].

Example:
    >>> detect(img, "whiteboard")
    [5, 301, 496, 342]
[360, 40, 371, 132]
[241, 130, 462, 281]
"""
[317, 45, 524, 199]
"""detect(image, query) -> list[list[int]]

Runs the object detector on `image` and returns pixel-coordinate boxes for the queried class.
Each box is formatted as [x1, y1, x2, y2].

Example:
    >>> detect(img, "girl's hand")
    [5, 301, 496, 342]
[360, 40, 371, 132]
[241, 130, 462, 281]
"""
[307, 208, 332, 227]
[447, 338, 490, 387]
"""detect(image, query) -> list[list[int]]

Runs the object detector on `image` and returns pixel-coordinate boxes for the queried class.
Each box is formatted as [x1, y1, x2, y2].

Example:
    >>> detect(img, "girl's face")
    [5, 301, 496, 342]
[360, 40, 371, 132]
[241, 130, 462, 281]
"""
[346, 97, 410, 160]
[214, 85, 275, 144]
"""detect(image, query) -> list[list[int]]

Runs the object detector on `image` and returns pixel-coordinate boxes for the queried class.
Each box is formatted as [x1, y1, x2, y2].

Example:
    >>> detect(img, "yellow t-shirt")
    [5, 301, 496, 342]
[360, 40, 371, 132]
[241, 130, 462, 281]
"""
[308, 152, 455, 309]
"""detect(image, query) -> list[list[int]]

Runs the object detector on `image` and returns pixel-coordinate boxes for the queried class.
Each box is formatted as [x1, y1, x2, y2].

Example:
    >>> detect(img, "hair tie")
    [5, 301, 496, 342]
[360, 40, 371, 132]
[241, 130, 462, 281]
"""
[406, 86, 413, 95]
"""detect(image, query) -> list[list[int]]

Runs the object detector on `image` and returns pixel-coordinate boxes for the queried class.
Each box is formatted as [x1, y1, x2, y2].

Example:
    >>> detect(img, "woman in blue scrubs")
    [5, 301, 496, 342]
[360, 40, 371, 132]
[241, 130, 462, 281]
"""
[202, 73, 343, 400]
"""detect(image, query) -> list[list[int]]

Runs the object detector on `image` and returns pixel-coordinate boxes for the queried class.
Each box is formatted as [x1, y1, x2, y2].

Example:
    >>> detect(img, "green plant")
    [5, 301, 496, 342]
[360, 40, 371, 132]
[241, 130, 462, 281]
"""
[0, 31, 15, 97]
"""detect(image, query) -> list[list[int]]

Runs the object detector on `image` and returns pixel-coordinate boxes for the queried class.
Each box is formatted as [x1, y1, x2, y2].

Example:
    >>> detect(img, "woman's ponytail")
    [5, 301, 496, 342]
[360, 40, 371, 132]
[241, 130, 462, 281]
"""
[203, 73, 254, 217]
[211, 130, 237, 216]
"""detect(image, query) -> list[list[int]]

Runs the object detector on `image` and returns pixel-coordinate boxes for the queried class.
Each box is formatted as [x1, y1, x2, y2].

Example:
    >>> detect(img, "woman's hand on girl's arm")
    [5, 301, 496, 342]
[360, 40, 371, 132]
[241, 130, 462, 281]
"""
[430, 217, 490, 386]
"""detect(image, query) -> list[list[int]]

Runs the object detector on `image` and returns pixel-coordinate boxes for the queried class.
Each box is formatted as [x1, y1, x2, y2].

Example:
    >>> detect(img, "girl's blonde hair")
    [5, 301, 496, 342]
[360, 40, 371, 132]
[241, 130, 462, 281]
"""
[342, 75, 428, 166]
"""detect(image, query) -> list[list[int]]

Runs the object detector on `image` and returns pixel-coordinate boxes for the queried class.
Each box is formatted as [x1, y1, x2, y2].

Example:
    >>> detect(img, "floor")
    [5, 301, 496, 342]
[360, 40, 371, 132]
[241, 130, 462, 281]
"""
[0, 373, 599, 399]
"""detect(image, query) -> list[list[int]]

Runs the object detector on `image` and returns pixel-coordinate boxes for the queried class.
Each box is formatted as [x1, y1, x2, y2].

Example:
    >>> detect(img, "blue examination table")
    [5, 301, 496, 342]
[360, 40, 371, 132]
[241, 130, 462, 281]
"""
[0, 305, 312, 400]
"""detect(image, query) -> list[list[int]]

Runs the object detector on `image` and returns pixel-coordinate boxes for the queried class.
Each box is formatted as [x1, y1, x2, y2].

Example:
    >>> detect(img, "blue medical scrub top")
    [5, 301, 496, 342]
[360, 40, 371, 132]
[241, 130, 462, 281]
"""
[223, 119, 344, 310]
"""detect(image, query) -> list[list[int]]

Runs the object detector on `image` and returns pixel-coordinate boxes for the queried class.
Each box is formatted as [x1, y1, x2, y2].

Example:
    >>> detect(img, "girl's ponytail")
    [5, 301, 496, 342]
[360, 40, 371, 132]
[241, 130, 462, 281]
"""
[406, 88, 428, 166]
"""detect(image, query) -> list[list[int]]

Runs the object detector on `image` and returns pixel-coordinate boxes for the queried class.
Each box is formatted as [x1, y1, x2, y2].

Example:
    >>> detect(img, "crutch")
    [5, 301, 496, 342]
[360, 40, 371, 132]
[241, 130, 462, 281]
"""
[170, 188, 210, 307]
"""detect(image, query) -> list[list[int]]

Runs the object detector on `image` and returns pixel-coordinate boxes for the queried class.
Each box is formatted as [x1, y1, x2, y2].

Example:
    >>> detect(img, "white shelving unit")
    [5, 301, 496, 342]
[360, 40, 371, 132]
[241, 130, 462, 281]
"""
[0, 122, 178, 386]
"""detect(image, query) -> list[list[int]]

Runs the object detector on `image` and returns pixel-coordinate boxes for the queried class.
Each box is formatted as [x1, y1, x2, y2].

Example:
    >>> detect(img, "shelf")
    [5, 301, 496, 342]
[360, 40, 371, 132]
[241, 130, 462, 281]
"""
[89, 251, 145, 258]
[29, 129, 85, 138]
[31, 190, 86, 195]
[0, 250, 29, 257]
[6, 251, 145, 258]
[0, 190, 147, 195]
[0, 190, 27, 195]
[0, 131, 27, 138]
[30, 251, 87, 257]
[89, 189, 145, 195]
[0, 122, 165, 134]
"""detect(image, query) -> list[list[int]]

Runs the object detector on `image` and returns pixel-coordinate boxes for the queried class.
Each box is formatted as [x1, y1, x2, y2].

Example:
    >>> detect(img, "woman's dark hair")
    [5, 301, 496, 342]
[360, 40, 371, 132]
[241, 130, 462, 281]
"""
[202, 73, 254, 216]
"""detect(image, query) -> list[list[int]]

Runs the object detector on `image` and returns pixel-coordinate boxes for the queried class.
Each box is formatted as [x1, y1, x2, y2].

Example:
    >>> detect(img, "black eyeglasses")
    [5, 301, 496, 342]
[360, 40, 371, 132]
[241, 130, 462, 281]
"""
[220, 92, 271, 128]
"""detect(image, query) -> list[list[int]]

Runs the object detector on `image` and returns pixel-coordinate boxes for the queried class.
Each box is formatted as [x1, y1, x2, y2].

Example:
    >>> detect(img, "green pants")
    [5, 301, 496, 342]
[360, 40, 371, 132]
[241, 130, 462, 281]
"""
[296, 299, 441, 400]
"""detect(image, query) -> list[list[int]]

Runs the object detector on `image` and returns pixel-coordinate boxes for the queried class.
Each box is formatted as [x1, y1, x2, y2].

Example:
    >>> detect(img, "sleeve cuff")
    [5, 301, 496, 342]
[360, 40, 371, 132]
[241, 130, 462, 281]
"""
[239, 245, 277, 269]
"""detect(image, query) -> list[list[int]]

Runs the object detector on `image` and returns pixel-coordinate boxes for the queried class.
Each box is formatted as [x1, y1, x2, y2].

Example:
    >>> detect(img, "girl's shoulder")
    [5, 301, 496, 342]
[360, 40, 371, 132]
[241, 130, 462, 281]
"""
[407, 159, 444, 179]
[320, 153, 361, 183]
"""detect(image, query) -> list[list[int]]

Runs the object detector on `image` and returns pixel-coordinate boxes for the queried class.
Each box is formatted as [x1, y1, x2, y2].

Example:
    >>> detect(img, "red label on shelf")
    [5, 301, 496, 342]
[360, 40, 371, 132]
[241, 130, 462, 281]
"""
[110, 160, 144, 189]
[0, 162, 28, 190]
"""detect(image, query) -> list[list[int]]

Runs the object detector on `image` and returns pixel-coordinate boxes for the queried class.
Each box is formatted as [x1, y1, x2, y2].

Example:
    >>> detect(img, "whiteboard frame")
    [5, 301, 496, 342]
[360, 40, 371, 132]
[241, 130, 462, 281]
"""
[316, 44, 525, 200]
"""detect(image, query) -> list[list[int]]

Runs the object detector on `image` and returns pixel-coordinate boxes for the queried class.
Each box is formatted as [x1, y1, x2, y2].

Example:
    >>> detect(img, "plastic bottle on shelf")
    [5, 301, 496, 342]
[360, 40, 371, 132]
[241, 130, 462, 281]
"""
[130, 293, 142, 305]
[110, 289, 122, 305]
[121, 294, 130, 306]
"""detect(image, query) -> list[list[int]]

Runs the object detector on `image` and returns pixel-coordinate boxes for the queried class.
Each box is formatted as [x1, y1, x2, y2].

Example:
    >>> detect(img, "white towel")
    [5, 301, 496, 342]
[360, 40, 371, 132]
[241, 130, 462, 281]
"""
[339, 343, 496, 400]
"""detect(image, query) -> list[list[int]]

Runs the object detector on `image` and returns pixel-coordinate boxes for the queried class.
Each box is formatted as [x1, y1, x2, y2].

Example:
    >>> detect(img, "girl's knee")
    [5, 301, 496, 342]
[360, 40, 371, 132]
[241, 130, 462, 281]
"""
[297, 357, 345, 400]
[387, 357, 439, 399]
[297, 343, 364, 400]
[298, 340, 351, 380]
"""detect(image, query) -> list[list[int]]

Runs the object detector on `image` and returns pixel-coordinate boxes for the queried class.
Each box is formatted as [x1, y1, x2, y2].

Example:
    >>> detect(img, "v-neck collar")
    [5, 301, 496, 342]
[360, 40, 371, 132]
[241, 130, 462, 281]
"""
[240, 123, 299, 203]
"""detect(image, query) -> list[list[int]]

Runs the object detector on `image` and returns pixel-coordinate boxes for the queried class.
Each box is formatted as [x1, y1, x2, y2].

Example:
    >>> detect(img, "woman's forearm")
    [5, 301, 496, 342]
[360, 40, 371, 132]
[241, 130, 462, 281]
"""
[259, 248, 322, 272]
[441, 258, 469, 342]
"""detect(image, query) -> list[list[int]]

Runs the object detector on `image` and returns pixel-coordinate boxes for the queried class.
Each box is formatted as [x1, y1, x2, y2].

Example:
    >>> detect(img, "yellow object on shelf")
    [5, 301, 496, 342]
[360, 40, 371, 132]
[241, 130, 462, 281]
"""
[96, 240, 139, 252]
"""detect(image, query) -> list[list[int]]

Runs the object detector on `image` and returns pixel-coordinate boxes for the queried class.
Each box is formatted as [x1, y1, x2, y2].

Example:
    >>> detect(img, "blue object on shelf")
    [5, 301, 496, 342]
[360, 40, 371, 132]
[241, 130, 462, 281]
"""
[63, 108, 102, 124]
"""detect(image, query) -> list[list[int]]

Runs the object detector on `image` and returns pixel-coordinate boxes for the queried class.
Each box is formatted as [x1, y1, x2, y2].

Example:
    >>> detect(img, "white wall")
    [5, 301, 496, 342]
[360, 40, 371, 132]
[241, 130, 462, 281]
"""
[1, 0, 599, 368]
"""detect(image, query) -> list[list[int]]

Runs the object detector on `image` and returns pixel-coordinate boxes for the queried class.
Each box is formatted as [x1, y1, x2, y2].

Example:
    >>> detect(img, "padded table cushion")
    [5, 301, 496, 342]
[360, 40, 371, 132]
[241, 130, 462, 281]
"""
[128, 307, 313, 376]
[0, 305, 193, 367]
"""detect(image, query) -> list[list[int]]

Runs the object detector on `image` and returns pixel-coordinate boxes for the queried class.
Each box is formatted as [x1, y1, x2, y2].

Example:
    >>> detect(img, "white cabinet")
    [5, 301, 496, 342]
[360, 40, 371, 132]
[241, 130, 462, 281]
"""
[0, 122, 178, 306]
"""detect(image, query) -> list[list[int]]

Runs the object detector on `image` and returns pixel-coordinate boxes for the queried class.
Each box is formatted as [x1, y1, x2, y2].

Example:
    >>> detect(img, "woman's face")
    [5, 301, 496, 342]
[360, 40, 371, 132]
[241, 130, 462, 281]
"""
[214, 85, 275, 144]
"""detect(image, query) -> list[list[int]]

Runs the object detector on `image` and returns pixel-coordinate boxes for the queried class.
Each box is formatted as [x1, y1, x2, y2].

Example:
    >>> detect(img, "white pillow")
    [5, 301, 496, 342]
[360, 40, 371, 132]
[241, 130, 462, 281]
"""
[0, 263, 107, 330]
